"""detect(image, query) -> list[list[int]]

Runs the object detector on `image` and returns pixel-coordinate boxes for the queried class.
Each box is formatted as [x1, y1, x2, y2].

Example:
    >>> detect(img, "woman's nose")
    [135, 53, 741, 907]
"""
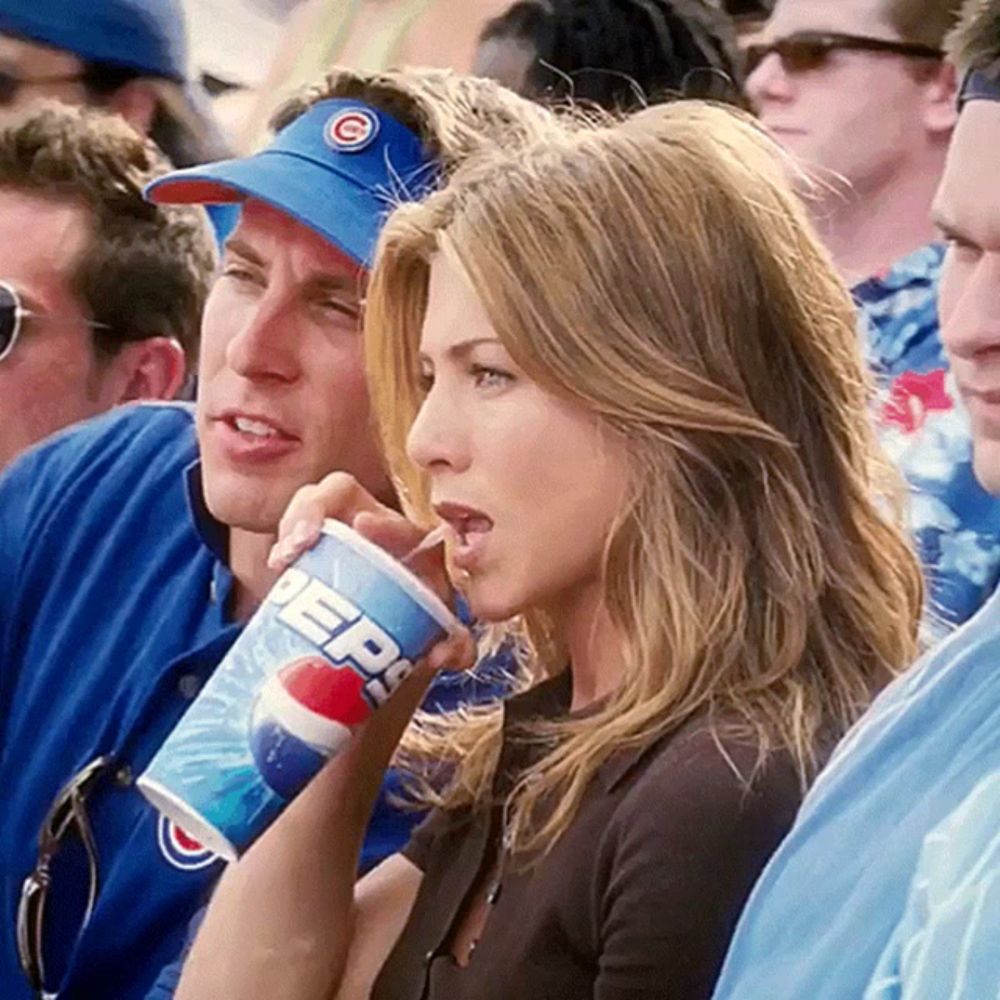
[406, 382, 470, 474]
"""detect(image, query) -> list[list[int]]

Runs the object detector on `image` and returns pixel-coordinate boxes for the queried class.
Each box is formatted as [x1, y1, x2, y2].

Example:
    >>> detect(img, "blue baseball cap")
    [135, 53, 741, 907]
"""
[146, 98, 438, 267]
[0, 0, 188, 82]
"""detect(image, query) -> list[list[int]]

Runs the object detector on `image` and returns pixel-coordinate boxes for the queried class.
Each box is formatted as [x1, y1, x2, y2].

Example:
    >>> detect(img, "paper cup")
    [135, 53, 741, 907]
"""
[138, 519, 457, 860]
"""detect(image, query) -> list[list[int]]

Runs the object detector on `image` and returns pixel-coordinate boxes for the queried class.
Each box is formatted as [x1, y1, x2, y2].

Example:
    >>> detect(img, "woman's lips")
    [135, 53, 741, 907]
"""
[434, 501, 494, 571]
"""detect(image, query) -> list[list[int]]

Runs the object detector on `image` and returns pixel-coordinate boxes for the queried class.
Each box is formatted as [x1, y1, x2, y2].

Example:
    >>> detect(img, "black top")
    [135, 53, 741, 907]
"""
[372, 672, 805, 1000]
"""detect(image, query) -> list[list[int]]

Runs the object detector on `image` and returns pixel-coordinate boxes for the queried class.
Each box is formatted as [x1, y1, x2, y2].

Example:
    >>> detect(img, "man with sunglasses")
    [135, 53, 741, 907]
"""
[713, 6, 1000, 996]
[0, 101, 215, 473]
[747, 0, 1000, 639]
[0, 68, 545, 1000]
[0, 0, 230, 170]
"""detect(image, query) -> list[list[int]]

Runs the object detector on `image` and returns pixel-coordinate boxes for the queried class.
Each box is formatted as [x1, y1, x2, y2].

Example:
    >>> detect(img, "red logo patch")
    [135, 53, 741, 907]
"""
[157, 814, 220, 871]
[324, 109, 380, 153]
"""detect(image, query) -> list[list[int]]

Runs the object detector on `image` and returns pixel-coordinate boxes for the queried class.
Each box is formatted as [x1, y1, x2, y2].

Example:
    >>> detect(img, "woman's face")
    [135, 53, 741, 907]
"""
[406, 255, 630, 622]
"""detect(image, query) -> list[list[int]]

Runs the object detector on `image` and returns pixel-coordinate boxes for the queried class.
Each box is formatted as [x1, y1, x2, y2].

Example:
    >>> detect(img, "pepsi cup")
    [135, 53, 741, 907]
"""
[138, 519, 458, 861]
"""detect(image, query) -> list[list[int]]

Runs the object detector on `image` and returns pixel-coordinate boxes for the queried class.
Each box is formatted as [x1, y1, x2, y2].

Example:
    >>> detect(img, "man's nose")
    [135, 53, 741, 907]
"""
[746, 52, 793, 109]
[940, 254, 1000, 363]
[224, 295, 300, 383]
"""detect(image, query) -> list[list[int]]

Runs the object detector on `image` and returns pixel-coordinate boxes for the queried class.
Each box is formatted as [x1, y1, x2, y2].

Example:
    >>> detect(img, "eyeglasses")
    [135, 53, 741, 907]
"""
[0, 281, 111, 365]
[745, 31, 943, 77]
[0, 69, 86, 106]
[16, 755, 114, 998]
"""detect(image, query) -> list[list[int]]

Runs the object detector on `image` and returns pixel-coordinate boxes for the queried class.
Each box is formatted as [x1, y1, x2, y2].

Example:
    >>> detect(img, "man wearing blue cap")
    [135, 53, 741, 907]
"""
[0, 0, 228, 166]
[0, 67, 551, 1000]
[711, 4, 1000, 997]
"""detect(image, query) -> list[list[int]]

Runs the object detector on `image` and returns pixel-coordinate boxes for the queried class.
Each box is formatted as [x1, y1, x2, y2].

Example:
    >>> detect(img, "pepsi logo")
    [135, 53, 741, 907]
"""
[157, 815, 219, 871]
[324, 108, 380, 153]
[249, 656, 368, 800]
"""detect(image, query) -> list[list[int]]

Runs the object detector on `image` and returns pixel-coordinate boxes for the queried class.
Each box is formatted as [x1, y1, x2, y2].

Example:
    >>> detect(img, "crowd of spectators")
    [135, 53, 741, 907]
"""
[0, 0, 997, 998]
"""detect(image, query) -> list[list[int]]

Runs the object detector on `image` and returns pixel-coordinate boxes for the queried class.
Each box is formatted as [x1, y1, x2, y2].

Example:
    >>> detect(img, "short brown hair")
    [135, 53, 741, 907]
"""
[270, 66, 559, 177]
[0, 102, 216, 364]
[883, 0, 964, 48]
[946, 0, 1000, 75]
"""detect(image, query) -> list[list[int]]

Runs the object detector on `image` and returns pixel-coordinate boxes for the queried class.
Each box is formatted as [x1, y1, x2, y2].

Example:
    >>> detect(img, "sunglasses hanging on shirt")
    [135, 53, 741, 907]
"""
[745, 31, 943, 77]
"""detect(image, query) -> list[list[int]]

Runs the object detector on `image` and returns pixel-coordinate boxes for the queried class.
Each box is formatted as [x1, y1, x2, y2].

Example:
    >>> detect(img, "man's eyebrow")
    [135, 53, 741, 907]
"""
[221, 237, 266, 266]
[306, 273, 364, 298]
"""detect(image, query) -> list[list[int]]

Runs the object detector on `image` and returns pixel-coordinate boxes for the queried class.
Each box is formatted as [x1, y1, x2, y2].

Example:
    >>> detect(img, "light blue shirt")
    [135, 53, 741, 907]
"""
[711, 585, 1000, 999]
[864, 772, 1000, 999]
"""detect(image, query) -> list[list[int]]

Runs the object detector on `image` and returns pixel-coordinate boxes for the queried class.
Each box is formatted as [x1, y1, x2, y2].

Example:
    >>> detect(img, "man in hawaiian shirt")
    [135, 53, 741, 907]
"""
[748, 0, 1000, 635]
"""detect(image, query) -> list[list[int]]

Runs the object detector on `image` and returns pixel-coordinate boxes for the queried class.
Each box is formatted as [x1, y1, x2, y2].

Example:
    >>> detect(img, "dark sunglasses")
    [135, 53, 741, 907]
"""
[16, 755, 115, 998]
[746, 31, 943, 77]
[0, 281, 33, 364]
[0, 281, 112, 364]
[0, 69, 86, 106]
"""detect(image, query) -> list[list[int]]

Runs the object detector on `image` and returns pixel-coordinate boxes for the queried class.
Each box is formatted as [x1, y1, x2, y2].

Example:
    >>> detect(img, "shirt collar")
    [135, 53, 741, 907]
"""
[500, 671, 662, 793]
[959, 65, 1000, 109]
[184, 460, 229, 564]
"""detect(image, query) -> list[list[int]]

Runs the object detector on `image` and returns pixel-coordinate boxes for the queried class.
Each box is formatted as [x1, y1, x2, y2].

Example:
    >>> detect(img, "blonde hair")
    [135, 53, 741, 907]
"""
[946, 0, 1000, 75]
[270, 66, 559, 173]
[366, 101, 923, 857]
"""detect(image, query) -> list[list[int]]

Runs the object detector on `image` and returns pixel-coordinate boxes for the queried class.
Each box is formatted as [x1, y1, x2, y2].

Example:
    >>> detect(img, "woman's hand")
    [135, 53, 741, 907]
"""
[266, 472, 475, 674]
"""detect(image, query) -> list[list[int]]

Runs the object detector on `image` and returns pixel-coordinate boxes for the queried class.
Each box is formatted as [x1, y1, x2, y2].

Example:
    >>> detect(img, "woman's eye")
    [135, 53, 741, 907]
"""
[417, 369, 434, 393]
[471, 364, 514, 389]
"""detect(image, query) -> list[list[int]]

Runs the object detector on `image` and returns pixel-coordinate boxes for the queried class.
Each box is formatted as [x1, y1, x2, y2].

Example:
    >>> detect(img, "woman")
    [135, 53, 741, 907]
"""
[176, 102, 922, 1000]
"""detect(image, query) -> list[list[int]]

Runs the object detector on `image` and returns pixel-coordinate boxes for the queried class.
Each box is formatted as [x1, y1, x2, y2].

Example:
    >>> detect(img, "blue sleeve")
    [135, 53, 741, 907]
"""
[143, 906, 207, 999]
[0, 442, 66, 758]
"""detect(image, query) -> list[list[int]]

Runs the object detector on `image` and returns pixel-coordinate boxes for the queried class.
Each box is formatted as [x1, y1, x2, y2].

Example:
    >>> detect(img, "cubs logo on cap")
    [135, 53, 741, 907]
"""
[324, 107, 381, 153]
[157, 814, 220, 871]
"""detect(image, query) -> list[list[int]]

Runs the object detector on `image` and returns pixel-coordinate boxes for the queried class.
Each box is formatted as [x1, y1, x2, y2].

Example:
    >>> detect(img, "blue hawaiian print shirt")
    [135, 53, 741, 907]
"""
[855, 243, 1000, 638]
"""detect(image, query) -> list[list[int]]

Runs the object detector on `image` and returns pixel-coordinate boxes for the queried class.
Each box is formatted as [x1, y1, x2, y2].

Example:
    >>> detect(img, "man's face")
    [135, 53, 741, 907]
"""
[935, 102, 1000, 495]
[0, 187, 125, 470]
[196, 199, 391, 535]
[747, 0, 935, 193]
[0, 33, 90, 121]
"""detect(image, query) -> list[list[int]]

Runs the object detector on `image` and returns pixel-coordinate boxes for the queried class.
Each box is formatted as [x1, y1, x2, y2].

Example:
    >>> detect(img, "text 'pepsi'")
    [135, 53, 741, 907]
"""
[269, 566, 414, 710]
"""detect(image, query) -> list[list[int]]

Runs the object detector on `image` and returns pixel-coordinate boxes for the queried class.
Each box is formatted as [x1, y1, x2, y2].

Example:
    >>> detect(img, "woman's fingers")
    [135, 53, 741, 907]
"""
[423, 627, 477, 674]
[351, 510, 424, 559]
[268, 473, 390, 570]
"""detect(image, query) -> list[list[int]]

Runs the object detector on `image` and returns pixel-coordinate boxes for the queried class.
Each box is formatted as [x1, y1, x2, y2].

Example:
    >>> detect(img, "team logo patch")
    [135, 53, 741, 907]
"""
[157, 814, 219, 871]
[324, 108, 380, 153]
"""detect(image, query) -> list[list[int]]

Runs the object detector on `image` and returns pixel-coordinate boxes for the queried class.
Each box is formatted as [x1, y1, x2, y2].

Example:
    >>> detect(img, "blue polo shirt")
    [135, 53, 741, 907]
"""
[0, 403, 497, 1000]
[711, 583, 1000, 999]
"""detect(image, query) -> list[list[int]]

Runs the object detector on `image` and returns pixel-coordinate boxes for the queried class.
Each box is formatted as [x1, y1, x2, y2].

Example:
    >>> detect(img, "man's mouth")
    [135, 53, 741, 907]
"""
[210, 410, 301, 462]
[217, 410, 299, 442]
[232, 416, 280, 439]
